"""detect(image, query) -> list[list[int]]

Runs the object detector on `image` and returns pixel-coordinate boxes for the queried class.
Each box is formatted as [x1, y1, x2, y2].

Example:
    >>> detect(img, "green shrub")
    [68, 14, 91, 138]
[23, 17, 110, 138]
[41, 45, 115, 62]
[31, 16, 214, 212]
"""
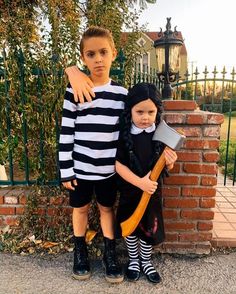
[219, 139, 236, 179]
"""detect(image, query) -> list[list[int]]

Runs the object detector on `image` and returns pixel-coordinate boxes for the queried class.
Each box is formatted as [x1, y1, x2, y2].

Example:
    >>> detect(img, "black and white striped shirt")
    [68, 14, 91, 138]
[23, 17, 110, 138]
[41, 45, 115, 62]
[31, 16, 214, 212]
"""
[59, 79, 127, 181]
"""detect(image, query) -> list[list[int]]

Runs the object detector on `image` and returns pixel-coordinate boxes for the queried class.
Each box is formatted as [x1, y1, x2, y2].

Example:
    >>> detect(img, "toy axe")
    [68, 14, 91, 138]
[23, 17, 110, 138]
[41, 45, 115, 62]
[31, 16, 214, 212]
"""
[120, 120, 186, 237]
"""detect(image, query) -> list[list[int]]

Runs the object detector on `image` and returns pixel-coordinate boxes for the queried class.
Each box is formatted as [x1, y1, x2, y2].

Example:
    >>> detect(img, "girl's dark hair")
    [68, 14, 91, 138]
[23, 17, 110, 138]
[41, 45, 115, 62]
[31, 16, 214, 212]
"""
[120, 82, 164, 176]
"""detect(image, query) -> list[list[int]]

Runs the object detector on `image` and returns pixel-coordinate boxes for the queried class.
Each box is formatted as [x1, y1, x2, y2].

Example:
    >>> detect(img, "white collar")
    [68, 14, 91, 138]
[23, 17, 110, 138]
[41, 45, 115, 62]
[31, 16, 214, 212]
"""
[130, 123, 156, 135]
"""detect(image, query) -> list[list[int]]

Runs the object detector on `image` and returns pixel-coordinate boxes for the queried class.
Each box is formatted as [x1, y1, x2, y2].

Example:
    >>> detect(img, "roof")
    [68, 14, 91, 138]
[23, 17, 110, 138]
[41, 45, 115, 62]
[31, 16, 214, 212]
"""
[121, 31, 187, 55]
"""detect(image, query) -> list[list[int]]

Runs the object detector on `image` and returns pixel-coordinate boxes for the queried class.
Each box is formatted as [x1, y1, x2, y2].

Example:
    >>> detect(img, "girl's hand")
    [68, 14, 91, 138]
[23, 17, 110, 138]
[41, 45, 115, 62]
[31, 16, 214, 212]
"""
[138, 171, 158, 195]
[65, 66, 95, 103]
[62, 179, 77, 191]
[164, 147, 178, 170]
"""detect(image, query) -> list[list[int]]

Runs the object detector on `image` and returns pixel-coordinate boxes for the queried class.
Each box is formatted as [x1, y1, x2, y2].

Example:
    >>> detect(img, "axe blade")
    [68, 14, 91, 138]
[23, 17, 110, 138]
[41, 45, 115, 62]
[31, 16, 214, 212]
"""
[153, 120, 185, 150]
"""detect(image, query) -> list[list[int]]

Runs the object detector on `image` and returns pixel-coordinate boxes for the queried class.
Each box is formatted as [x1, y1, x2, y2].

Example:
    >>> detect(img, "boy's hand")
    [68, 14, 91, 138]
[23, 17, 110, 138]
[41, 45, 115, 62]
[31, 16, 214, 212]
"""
[138, 171, 158, 195]
[65, 66, 95, 103]
[164, 147, 178, 170]
[62, 179, 77, 191]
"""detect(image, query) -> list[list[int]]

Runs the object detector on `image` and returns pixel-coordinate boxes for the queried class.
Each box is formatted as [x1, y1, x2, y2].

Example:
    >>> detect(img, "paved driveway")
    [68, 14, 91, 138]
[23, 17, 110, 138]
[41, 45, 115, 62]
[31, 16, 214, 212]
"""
[1, 250, 236, 294]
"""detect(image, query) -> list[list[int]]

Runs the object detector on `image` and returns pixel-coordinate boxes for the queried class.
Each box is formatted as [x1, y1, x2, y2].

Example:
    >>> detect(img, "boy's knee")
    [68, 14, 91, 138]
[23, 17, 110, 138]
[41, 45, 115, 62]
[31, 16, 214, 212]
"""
[98, 204, 113, 214]
[73, 204, 90, 214]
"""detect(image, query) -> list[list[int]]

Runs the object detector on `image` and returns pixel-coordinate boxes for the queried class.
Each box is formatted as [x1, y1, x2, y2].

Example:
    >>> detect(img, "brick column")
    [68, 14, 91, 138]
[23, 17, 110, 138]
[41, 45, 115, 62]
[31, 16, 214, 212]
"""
[160, 100, 224, 254]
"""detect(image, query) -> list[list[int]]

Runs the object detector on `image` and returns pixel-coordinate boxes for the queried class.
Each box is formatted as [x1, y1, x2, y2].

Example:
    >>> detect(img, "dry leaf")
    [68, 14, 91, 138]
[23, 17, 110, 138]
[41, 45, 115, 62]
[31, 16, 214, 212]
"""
[28, 235, 35, 242]
[1, 225, 10, 234]
[85, 230, 97, 243]
[41, 241, 59, 248]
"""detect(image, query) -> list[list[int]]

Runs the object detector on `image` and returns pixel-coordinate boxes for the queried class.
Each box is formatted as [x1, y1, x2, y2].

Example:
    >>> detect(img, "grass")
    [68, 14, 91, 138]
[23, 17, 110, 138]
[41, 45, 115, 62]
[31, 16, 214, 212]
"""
[220, 115, 236, 140]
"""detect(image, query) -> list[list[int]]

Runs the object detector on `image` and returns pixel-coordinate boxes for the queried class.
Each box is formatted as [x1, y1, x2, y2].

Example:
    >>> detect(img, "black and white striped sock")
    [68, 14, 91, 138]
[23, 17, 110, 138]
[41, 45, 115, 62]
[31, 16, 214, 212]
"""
[125, 235, 140, 272]
[140, 239, 157, 275]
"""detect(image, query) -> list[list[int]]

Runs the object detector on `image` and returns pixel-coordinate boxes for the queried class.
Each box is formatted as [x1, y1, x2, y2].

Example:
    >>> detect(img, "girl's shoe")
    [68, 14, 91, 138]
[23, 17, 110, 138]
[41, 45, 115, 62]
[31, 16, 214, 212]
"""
[144, 271, 161, 284]
[141, 261, 161, 284]
[126, 268, 140, 281]
[125, 259, 140, 282]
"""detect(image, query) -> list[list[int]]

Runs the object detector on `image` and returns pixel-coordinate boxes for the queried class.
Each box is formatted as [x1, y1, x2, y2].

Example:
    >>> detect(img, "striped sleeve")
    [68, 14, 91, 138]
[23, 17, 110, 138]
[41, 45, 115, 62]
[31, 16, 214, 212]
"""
[59, 85, 77, 182]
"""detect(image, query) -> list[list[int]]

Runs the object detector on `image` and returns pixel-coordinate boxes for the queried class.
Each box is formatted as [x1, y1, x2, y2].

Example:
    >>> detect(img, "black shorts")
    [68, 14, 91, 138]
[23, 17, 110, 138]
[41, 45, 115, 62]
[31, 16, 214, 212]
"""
[69, 175, 117, 208]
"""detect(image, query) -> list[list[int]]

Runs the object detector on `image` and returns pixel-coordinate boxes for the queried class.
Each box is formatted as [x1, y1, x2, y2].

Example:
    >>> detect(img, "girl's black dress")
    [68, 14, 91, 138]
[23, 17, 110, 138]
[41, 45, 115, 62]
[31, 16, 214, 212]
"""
[116, 130, 165, 246]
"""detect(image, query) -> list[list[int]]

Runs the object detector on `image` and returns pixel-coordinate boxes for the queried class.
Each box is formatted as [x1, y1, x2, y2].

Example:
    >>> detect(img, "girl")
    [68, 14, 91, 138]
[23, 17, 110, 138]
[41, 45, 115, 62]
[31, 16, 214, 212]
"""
[115, 82, 177, 284]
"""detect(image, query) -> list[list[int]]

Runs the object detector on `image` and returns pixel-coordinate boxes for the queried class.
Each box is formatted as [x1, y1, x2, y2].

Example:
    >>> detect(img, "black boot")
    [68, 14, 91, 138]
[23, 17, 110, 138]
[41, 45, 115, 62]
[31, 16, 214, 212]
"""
[72, 236, 91, 280]
[103, 237, 124, 283]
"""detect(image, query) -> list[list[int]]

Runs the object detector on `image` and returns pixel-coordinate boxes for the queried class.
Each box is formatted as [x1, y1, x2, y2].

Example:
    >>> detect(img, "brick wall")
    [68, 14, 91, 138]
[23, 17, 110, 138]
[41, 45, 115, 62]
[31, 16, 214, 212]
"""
[0, 100, 224, 254]
[161, 100, 224, 254]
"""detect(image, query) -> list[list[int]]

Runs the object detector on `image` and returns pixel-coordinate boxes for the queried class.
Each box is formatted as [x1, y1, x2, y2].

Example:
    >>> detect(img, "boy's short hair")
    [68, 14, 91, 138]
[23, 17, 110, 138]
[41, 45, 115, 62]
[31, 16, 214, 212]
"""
[80, 26, 115, 55]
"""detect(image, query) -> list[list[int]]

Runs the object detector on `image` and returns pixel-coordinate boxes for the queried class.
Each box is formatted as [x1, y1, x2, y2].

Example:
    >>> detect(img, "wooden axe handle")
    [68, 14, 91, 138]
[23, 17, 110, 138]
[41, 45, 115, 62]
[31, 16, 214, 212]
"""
[120, 148, 167, 237]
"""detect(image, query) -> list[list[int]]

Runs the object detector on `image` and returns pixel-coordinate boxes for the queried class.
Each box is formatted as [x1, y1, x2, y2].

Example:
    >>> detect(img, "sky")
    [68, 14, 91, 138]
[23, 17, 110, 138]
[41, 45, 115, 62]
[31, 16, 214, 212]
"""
[138, 0, 236, 75]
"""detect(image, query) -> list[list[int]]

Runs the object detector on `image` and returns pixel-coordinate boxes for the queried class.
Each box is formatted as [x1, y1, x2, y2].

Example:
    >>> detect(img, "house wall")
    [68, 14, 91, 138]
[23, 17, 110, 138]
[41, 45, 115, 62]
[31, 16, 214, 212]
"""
[137, 33, 187, 80]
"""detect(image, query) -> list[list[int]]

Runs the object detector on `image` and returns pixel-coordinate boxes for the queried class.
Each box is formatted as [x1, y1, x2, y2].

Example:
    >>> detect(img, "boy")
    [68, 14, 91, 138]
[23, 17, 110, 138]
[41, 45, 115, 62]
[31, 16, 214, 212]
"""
[59, 26, 127, 283]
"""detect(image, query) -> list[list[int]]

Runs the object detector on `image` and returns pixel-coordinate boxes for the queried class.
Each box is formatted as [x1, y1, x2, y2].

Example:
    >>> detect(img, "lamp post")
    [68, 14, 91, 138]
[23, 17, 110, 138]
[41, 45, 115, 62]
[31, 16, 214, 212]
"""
[154, 17, 183, 99]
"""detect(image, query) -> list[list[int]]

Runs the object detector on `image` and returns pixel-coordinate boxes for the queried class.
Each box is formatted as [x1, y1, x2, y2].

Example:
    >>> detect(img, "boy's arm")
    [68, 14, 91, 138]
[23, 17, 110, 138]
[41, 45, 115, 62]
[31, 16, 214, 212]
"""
[59, 85, 77, 186]
[65, 66, 95, 103]
[115, 161, 158, 195]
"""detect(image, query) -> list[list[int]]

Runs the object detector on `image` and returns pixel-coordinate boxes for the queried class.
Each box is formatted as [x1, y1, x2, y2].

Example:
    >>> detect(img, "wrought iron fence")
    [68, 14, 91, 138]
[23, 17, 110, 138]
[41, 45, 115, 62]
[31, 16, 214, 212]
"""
[1, 51, 235, 186]
[0, 49, 125, 186]
[172, 66, 236, 186]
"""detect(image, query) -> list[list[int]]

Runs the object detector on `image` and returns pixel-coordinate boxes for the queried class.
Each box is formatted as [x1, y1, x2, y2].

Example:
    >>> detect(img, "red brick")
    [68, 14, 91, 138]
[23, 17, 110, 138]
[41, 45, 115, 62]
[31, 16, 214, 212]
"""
[165, 221, 196, 231]
[5, 216, 20, 226]
[164, 113, 186, 124]
[201, 176, 217, 186]
[4, 196, 18, 204]
[184, 139, 220, 149]
[203, 126, 221, 137]
[176, 151, 201, 162]
[197, 221, 213, 231]
[163, 100, 197, 111]
[179, 127, 202, 137]
[162, 243, 195, 251]
[162, 187, 180, 197]
[182, 187, 216, 197]
[200, 198, 215, 208]
[179, 232, 212, 242]
[163, 209, 178, 219]
[181, 210, 214, 220]
[164, 175, 199, 185]
[169, 163, 180, 173]
[183, 163, 218, 174]
[207, 113, 224, 124]
[164, 198, 198, 208]
[15, 207, 25, 215]
[203, 152, 220, 162]
[47, 208, 60, 216]
[165, 233, 178, 242]
[186, 114, 206, 124]
[19, 194, 27, 205]
[0, 207, 15, 215]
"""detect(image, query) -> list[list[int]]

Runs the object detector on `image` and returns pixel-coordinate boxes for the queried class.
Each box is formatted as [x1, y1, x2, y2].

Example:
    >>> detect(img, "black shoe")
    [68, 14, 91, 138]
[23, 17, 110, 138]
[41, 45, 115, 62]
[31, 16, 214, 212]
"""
[126, 268, 140, 282]
[72, 236, 91, 280]
[103, 237, 124, 283]
[145, 271, 161, 284]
